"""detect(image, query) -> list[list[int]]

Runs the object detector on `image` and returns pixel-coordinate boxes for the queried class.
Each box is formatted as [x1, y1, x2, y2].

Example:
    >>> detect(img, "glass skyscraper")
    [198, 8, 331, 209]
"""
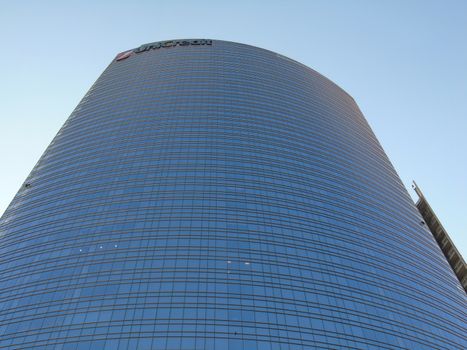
[0, 39, 465, 349]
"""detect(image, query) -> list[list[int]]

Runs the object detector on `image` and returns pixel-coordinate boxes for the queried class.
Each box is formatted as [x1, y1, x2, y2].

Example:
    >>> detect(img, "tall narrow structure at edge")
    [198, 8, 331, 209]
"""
[413, 182, 467, 292]
[0, 39, 465, 349]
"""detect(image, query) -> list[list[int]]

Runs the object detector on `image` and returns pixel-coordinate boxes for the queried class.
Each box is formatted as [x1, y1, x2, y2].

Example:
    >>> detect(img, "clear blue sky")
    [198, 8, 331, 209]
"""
[1, 1, 466, 257]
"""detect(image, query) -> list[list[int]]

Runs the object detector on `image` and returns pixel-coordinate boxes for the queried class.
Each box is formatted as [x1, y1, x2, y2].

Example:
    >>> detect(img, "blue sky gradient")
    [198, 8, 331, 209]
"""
[1, 1, 466, 256]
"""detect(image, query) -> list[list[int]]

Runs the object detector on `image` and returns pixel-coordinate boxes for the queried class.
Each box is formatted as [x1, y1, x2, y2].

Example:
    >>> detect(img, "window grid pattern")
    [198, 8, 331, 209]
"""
[0, 40, 465, 349]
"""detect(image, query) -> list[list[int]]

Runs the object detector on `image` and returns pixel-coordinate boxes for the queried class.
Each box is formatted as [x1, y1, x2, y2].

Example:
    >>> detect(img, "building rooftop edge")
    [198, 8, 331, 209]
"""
[118, 38, 357, 104]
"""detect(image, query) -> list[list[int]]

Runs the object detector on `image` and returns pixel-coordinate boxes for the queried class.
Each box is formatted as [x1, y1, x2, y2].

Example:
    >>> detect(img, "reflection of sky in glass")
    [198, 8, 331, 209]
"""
[0, 38, 465, 349]
[1, 2, 465, 258]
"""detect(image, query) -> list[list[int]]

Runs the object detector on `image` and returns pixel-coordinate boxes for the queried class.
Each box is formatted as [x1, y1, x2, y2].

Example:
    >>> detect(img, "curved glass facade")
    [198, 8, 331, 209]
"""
[0, 39, 465, 349]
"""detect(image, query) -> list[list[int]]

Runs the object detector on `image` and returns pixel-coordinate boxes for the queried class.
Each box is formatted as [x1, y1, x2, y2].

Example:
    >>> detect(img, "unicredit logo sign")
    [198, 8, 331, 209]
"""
[134, 39, 212, 53]
[115, 39, 212, 62]
[115, 51, 133, 61]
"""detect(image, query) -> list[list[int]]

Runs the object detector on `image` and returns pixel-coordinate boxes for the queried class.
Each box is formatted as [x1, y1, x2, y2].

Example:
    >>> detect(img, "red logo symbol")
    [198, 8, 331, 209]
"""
[115, 50, 133, 61]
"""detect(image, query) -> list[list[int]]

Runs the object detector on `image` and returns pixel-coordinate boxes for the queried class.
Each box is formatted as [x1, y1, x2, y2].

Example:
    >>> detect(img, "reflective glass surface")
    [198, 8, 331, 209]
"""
[0, 40, 465, 349]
